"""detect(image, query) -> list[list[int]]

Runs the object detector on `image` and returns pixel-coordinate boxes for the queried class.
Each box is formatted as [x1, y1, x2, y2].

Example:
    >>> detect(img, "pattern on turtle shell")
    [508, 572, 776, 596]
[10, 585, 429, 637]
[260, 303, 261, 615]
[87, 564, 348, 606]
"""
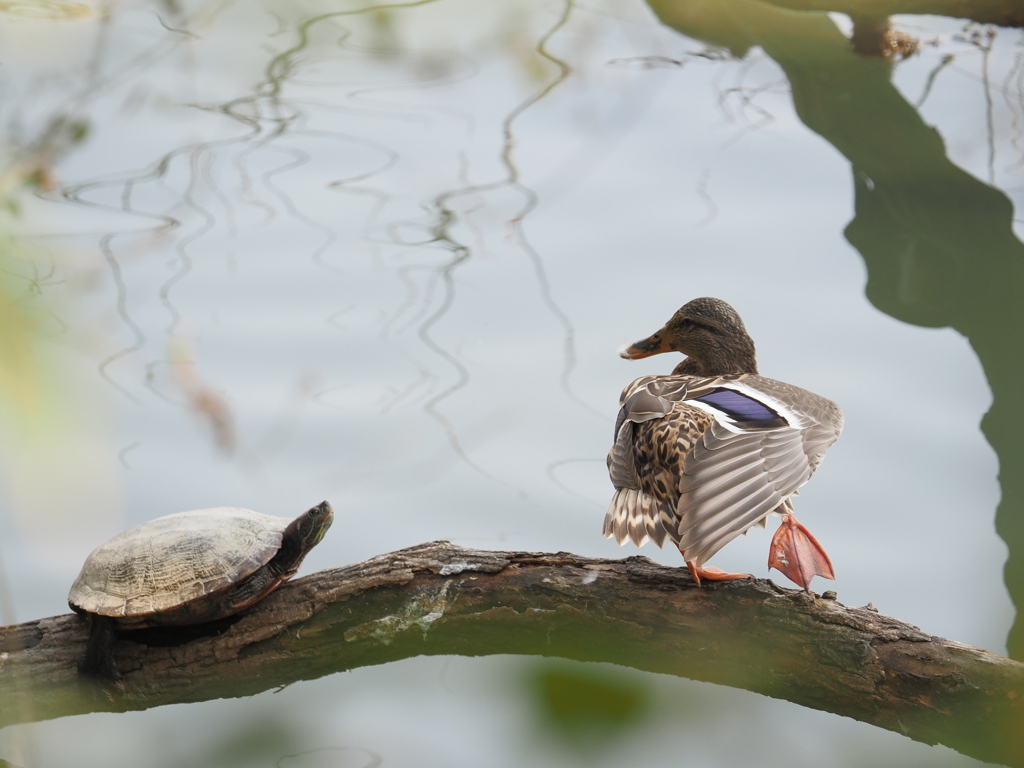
[69, 508, 288, 618]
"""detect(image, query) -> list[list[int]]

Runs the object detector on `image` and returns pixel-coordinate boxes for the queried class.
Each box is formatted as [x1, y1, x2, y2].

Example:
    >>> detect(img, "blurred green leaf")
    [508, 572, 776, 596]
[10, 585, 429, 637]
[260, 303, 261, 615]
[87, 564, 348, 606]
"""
[0, 270, 42, 426]
[529, 661, 651, 745]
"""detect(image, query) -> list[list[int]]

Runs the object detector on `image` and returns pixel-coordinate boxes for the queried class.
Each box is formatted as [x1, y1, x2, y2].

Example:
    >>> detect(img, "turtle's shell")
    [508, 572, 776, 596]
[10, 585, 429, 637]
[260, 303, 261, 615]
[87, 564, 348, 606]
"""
[68, 507, 291, 628]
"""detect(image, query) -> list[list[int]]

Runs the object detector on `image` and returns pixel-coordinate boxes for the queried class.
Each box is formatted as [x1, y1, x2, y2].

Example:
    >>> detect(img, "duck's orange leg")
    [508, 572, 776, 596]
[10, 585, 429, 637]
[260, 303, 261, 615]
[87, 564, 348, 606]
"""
[768, 513, 834, 590]
[685, 560, 751, 586]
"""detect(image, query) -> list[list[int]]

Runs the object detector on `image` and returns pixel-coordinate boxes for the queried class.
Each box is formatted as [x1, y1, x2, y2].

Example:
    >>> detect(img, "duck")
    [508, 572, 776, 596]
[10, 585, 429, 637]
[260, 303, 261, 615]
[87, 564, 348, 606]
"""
[604, 297, 843, 590]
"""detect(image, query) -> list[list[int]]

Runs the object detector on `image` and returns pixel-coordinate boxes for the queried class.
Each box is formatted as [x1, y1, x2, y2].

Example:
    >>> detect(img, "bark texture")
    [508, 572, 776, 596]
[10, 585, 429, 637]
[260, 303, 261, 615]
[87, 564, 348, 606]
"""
[1, 542, 1022, 766]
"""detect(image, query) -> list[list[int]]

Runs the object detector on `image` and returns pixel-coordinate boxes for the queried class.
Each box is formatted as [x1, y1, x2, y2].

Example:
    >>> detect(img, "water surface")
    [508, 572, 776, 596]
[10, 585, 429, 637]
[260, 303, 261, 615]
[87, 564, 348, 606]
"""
[0, 1, 1018, 765]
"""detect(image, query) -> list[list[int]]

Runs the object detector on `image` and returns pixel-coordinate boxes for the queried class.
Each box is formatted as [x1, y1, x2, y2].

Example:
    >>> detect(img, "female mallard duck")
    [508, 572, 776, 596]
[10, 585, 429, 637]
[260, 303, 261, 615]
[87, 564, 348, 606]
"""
[604, 297, 842, 590]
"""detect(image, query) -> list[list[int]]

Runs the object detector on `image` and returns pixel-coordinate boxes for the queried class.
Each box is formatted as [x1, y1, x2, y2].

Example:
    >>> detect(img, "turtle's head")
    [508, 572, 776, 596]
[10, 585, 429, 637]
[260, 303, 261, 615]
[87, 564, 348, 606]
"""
[274, 502, 334, 577]
[620, 297, 758, 376]
[293, 501, 334, 552]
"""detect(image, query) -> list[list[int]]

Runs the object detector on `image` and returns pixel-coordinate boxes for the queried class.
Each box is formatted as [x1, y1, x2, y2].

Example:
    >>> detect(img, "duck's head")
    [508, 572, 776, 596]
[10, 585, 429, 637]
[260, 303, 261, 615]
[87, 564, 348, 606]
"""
[620, 297, 758, 376]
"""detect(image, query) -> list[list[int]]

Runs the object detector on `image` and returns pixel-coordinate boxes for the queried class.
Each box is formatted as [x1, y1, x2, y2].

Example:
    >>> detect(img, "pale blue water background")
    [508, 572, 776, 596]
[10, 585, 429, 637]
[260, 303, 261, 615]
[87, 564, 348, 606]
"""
[0, 2, 1015, 766]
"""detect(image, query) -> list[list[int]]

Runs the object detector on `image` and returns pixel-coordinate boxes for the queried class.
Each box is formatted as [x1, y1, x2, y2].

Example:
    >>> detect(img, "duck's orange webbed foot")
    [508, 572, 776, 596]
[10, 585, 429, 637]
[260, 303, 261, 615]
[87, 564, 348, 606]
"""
[768, 513, 835, 591]
[686, 561, 752, 586]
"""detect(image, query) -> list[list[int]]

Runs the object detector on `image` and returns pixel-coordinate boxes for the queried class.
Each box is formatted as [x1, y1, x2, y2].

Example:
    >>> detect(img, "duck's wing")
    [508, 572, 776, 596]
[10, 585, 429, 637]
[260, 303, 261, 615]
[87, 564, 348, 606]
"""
[674, 375, 844, 566]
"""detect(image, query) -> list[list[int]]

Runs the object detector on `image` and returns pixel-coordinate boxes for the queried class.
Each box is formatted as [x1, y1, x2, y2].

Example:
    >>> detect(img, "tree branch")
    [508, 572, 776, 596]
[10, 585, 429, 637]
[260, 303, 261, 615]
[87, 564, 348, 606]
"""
[2, 542, 1022, 766]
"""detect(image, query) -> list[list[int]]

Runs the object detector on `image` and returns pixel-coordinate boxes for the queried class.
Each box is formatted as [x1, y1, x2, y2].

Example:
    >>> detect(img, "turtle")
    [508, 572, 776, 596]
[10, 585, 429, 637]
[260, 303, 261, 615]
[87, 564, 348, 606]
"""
[68, 500, 334, 681]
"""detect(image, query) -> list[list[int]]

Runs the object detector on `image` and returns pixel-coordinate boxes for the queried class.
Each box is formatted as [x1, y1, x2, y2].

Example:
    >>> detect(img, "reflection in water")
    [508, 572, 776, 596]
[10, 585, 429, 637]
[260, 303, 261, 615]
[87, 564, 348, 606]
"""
[0, 0, 1017, 766]
[529, 661, 652, 746]
[163, 337, 236, 454]
[650, 0, 1024, 658]
[275, 746, 382, 768]
[60, 0, 592, 495]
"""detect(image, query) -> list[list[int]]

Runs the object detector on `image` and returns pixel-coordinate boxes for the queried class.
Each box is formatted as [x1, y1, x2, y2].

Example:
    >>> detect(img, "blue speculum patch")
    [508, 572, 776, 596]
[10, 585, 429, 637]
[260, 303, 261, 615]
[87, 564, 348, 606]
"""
[690, 388, 788, 428]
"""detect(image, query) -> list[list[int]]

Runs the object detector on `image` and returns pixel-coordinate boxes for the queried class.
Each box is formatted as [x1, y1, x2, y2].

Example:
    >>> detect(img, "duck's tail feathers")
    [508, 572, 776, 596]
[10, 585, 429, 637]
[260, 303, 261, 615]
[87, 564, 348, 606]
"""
[603, 488, 675, 548]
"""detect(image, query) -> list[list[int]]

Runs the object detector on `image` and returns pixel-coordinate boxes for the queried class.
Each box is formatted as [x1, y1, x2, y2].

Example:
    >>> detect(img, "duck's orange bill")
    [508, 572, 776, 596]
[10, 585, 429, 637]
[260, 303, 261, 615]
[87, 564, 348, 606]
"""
[621, 330, 673, 359]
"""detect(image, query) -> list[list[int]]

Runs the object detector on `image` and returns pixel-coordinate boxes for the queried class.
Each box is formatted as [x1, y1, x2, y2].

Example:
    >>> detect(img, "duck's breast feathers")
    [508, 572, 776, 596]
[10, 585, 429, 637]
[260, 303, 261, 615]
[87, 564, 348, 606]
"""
[605, 386, 712, 550]
[606, 384, 675, 498]
[607, 377, 679, 491]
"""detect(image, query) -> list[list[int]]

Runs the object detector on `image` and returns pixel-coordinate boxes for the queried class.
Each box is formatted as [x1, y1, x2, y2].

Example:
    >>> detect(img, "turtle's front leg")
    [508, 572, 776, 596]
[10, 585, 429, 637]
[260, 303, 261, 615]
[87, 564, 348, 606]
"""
[78, 614, 122, 685]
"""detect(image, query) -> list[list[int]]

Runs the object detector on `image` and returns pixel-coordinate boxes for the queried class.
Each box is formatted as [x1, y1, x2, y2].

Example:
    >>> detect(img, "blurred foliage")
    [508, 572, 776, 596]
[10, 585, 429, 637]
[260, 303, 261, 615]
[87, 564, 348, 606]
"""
[199, 716, 298, 768]
[650, 0, 1024, 659]
[0, 115, 89, 437]
[0, 1, 92, 20]
[169, 337, 236, 456]
[0, 125, 81, 441]
[0, 116, 88, 212]
[528, 661, 651, 746]
[0, 266, 42, 429]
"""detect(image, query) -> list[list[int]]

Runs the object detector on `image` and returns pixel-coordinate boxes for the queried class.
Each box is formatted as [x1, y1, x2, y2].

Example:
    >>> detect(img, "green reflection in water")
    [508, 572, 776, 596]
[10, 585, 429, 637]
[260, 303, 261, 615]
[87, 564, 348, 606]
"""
[199, 716, 297, 768]
[528, 661, 651, 745]
[649, 0, 1024, 658]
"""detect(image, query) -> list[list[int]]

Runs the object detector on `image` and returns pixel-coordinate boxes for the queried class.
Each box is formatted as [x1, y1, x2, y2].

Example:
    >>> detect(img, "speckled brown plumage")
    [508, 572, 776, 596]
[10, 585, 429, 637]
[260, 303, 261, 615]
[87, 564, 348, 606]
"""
[605, 298, 842, 586]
